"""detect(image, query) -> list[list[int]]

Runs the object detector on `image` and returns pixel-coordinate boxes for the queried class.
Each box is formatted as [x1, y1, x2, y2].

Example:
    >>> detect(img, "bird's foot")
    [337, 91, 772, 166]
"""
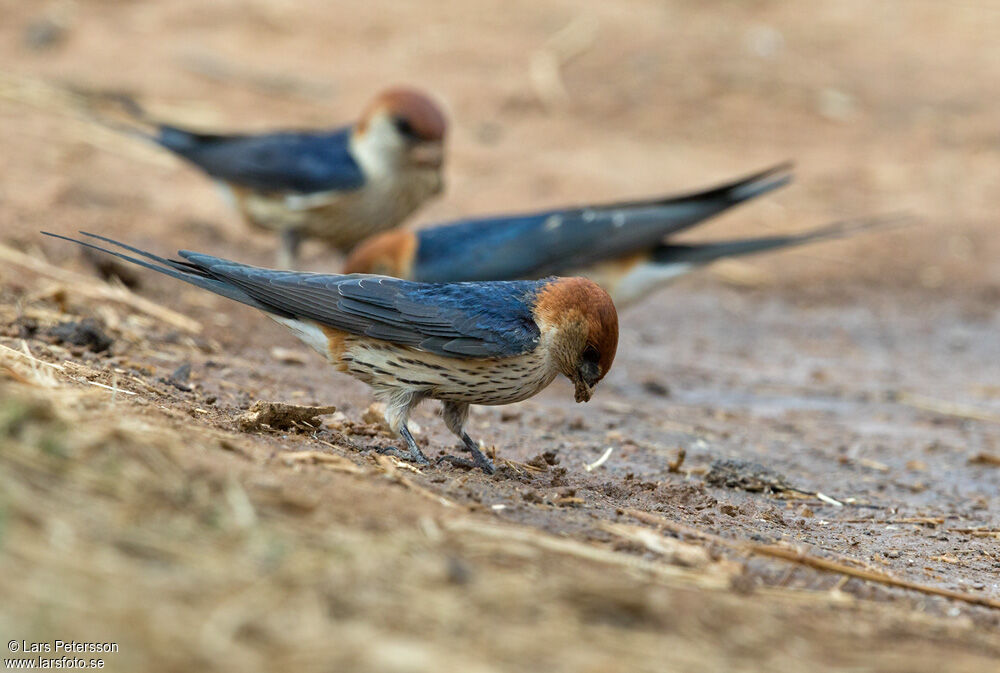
[376, 445, 430, 465]
[436, 454, 494, 474]
[438, 454, 474, 470]
[437, 434, 495, 475]
[389, 424, 430, 465]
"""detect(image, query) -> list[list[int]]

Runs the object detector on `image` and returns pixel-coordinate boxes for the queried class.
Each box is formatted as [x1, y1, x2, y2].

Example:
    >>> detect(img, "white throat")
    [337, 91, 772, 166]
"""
[349, 116, 406, 181]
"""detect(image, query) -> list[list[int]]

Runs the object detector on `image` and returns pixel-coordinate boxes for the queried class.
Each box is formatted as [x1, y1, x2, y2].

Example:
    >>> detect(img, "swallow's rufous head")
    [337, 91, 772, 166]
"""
[354, 87, 447, 173]
[533, 277, 619, 403]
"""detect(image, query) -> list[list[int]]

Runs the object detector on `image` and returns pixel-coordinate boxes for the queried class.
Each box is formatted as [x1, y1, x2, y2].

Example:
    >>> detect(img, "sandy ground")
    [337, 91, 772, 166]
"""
[1, 1, 999, 671]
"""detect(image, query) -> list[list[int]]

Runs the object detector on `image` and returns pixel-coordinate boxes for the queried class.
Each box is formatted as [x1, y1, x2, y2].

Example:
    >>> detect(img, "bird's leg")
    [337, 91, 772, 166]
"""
[437, 401, 495, 475]
[374, 423, 430, 464]
[376, 424, 430, 465]
[451, 431, 496, 475]
[277, 229, 302, 269]
[375, 389, 430, 465]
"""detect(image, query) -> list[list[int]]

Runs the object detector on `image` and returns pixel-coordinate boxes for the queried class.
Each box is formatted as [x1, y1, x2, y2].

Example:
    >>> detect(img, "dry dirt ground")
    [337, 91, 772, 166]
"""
[2, 1, 1000, 671]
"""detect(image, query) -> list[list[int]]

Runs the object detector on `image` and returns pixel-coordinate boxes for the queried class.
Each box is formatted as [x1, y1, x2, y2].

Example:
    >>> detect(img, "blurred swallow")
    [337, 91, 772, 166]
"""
[344, 163, 792, 301]
[44, 232, 618, 474]
[95, 88, 447, 268]
[346, 164, 901, 307]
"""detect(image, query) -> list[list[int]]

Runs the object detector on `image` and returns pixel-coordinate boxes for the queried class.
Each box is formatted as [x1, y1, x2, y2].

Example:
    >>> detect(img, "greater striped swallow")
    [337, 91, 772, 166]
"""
[344, 164, 897, 307]
[101, 88, 447, 269]
[43, 232, 618, 475]
[343, 163, 792, 304]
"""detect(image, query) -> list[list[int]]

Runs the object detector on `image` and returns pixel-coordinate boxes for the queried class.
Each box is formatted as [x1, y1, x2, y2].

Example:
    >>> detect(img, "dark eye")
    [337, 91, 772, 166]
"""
[582, 345, 600, 363]
[394, 116, 416, 138]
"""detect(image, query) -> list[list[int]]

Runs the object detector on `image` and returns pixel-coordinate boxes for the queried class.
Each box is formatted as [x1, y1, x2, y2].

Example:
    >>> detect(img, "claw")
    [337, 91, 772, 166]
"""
[377, 445, 430, 465]
[436, 432, 496, 475]
[471, 453, 496, 475]
[396, 424, 430, 464]
[461, 434, 496, 474]
[437, 454, 476, 469]
[437, 453, 495, 475]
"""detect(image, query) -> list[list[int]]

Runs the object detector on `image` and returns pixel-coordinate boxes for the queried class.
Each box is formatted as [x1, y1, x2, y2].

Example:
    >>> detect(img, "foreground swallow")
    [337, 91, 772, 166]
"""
[44, 232, 618, 474]
[97, 88, 447, 268]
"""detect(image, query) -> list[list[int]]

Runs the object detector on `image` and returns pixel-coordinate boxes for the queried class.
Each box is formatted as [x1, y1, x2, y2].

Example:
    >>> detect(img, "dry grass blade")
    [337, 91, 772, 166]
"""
[948, 528, 1000, 538]
[280, 450, 364, 474]
[626, 509, 861, 569]
[500, 457, 547, 473]
[373, 455, 458, 508]
[745, 544, 1000, 609]
[0, 342, 136, 396]
[0, 243, 201, 333]
[816, 492, 844, 507]
[667, 448, 686, 473]
[443, 519, 733, 589]
[0, 342, 63, 387]
[968, 452, 1000, 466]
[837, 517, 944, 525]
[583, 446, 613, 471]
[600, 522, 712, 568]
[382, 456, 428, 475]
[626, 509, 1000, 610]
[930, 554, 960, 565]
[896, 392, 1000, 425]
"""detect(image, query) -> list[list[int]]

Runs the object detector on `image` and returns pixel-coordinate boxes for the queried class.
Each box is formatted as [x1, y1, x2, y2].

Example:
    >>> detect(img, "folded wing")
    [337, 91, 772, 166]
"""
[411, 163, 792, 282]
[155, 126, 366, 194]
[43, 233, 545, 359]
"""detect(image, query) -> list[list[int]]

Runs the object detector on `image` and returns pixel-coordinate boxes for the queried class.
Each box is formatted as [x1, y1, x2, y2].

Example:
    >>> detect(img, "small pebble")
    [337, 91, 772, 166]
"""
[24, 17, 67, 50]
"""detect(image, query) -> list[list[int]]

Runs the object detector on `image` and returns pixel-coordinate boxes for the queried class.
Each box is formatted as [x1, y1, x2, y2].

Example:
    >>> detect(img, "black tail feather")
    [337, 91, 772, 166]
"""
[671, 161, 794, 207]
[40, 231, 270, 313]
[649, 214, 910, 266]
[600, 161, 794, 212]
[78, 231, 208, 276]
[75, 90, 163, 142]
[76, 90, 213, 152]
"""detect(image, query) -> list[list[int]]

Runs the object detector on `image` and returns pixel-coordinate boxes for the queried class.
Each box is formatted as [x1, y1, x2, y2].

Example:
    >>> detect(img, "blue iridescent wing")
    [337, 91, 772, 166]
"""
[156, 125, 365, 193]
[411, 163, 791, 282]
[42, 233, 543, 359]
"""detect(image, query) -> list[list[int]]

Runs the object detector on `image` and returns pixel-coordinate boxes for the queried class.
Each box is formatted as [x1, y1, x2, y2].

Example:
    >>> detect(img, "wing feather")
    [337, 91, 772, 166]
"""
[43, 236, 544, 359]
[178, 252, 544, 358]
[157, 126, 366, 194]
[412, 163, 792, 282]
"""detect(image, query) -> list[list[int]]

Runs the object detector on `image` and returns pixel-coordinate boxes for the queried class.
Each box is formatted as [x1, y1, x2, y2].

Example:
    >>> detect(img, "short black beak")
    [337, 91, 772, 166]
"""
[574, 361, 602, 403]
[578, 361, 601, 388]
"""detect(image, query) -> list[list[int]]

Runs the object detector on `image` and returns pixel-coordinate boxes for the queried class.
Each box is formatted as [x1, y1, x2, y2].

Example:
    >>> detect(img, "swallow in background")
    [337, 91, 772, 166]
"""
[44, 232, 618, 475]
[345, 163, 897, 307]
[344, 163, 791, 302]
[95, 88, 447, 269]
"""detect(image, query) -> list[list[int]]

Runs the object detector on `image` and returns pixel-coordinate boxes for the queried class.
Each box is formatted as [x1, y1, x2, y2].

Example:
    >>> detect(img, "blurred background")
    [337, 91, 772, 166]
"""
[2, 0, 997, 293]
